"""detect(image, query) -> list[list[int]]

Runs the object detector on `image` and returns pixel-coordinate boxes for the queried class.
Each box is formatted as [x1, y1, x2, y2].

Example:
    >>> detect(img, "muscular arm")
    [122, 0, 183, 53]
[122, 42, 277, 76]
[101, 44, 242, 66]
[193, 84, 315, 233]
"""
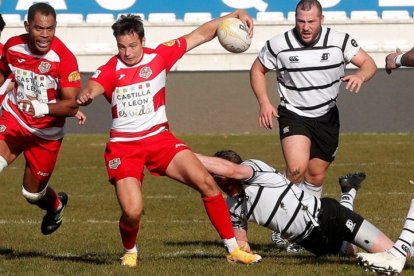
[76, 80, 105, 106]
[183, 9, 253, 52]
[385, 47, 414, 74]
[18, 86, 79, 117]
[195, 153, 253, 180]
[250, 57, 277, 129]
[342, 48, 377, 93]
[48, 86, 79, 116]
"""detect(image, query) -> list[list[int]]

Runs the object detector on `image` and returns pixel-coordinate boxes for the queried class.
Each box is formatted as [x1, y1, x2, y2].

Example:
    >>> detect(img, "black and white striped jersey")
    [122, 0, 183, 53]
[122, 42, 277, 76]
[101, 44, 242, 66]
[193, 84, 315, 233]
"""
[258, 26, 360, 118]
[227, 159, 322, 243]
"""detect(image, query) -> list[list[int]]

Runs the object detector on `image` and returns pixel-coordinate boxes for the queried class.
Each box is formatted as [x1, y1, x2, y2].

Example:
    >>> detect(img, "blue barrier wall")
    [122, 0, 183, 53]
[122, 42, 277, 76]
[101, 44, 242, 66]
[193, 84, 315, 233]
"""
[2, 0, 414, 19]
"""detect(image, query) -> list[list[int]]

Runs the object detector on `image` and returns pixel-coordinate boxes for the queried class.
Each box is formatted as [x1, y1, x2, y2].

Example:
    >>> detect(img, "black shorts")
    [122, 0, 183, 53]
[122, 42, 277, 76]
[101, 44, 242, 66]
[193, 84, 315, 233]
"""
[298, 198, 364, 256]
[277, 106, 340, 162]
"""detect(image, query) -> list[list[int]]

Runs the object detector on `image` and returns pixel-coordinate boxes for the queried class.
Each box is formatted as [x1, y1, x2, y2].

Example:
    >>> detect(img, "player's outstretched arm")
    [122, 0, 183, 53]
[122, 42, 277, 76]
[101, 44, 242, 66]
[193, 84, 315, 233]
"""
[195, 153, 253, 180]
[77, 80, 105, 106]
[386, 47, 414, 75]
[184, 9, 253, 52]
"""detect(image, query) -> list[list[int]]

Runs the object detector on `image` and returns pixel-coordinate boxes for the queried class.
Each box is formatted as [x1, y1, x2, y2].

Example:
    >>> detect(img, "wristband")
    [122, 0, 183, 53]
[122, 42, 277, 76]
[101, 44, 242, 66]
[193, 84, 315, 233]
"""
[30, 99, 49, 118]
[394, 54, 404, 67]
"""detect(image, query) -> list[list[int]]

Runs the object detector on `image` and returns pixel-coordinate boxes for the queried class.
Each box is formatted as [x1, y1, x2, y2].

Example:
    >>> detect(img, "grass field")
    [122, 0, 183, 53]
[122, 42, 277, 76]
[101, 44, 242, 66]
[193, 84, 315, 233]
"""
[1, 133, 414, 275]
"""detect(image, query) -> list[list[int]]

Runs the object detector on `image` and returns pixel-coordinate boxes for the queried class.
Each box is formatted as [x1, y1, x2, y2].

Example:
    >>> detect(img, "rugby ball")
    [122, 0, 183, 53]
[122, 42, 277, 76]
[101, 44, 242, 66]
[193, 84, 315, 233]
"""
[217, 18, 251, 53]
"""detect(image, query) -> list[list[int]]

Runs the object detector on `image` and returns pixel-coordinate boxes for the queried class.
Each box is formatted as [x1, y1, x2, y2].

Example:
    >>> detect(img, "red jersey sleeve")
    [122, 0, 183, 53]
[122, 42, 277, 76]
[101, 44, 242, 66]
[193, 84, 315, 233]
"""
[0, 41, 12, 77]
[54, 38, 81, 88]
[155, 37, 187, 72]
[89, 56, 118, 100]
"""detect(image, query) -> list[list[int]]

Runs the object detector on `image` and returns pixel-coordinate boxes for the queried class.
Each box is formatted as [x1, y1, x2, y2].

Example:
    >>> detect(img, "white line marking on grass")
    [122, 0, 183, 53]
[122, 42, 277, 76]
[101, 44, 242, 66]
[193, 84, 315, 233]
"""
[0, 219, 38, 224]
[0, 218, 208, 225]
[146, 195, 177, 199]
[157, 249, 210, 257]
[332, 161, 414, 167]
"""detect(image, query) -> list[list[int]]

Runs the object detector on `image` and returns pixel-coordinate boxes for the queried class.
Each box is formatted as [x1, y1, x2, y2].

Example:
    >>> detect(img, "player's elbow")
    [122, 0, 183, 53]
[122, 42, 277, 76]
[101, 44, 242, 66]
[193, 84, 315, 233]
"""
[67, 103, 79, 117]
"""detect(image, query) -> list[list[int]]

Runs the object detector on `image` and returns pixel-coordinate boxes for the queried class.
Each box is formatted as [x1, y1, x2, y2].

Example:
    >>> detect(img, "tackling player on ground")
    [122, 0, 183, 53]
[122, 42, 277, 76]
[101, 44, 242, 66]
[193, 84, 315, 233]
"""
[77, 10, 261, 267]
[196, 150, 414, 275]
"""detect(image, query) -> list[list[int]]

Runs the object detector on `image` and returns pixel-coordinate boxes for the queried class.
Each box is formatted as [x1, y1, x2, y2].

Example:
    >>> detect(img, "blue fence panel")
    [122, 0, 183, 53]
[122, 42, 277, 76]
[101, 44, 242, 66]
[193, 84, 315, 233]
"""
[1, 0, 414, 19]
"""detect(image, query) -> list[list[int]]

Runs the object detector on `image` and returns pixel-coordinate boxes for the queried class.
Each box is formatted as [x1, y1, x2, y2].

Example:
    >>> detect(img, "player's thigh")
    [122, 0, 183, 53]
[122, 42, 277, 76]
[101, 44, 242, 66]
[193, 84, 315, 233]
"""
[24, 139, 61, 181]
[0, 139, 21, 164]
[166, 150, 219, 195]
[0, 113, 24, 163]
[281, 135, 311, 169]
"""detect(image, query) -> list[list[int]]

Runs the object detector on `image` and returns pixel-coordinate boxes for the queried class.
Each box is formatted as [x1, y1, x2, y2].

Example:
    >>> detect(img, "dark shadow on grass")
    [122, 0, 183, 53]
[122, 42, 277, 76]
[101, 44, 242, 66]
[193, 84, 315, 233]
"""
[0, 247, 115, 265]
[163, 240, 372, 266]
[165, 240, 222, 248]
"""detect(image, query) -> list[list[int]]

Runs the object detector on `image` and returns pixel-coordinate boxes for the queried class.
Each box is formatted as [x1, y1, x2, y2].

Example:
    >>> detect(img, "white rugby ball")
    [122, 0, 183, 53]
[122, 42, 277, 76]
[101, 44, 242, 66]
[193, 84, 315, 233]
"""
[217, 18, 251, 53]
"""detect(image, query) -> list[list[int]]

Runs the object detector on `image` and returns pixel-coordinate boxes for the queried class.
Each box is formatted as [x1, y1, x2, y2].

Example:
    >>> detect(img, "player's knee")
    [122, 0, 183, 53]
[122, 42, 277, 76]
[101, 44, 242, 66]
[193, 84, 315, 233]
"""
[199, 174, 220, 196]
[286, 167, 304, 183]
[0, 155, 8, 174]
[123, 207, 143, 223]
[22, 185, 47, 203]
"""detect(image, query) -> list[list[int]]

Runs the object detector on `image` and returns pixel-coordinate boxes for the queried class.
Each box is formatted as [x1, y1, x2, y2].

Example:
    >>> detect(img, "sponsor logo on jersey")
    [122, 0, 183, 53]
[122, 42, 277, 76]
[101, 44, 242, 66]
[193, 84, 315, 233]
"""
[175, 143, 186, 148]
[68, 71, 81, 82]
[109, 158, 121, 169]
[38, 61, 51, 74]
[162, 39, 176, 47]
[351, 39, 358, 47]
[0, 125, 6, 132]
[118, 74, 126, 80]
[345, 219, 356, 232]
[289, 56, 299, 63]
[92, 70, 101, 79]
[139, 66, 152, 79]
[321, 53, 330, 62]
[37, 171, 50, 177]
[17, 58, 26, 63]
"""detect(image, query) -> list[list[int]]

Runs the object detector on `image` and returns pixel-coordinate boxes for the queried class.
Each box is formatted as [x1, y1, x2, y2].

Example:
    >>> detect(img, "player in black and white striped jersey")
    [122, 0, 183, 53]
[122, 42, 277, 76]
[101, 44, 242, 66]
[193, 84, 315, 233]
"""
[196, 150, 414, 274]
[250, 0, 377, 254]
[250, 0, 377, 199]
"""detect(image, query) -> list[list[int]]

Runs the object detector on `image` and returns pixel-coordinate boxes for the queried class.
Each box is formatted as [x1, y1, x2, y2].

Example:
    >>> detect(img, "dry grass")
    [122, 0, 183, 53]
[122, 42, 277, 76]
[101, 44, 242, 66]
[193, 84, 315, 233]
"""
[1, 133, 413, 275]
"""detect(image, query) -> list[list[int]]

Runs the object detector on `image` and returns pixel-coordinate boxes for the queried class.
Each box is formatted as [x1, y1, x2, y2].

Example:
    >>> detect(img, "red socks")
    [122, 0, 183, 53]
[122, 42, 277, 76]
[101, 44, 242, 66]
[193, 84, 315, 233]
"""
[119, 219, 140, 250]
[202, 194, 234, 239]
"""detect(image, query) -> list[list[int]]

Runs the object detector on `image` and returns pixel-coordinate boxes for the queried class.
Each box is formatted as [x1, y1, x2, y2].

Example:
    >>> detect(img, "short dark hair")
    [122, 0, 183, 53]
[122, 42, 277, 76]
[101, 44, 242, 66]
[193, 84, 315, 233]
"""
[214, 150, 243, 164]
[296, 0, 322, 15]
[27, 2, 56, 23]
[112, 14, 145, 39]
[0, 14, 5, 32]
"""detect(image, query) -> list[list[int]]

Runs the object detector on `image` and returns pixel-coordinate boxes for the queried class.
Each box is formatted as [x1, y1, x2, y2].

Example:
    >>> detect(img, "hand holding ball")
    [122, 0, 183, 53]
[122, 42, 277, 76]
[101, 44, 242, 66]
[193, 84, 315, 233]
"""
[217, 18, 251, 53]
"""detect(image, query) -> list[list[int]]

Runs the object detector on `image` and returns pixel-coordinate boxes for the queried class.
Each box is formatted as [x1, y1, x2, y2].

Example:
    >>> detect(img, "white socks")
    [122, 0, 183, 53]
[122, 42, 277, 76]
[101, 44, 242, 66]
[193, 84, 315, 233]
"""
[389, 199, 414, 258]
[340, 188, 357, 211]
[223, 237, 238, 253]
[298, 181, 323, 198]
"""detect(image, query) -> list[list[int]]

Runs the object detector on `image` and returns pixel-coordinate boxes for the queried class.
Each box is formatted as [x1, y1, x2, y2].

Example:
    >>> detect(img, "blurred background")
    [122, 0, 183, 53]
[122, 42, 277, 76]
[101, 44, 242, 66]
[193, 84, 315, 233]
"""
[2, 0, 414, 134]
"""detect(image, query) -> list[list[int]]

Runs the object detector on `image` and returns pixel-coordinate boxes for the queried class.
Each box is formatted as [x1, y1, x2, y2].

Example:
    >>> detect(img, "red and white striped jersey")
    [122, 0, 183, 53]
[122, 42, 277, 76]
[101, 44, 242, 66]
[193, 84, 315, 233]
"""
[90, 37, 187, 142]
[0, 34, 81, 140]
